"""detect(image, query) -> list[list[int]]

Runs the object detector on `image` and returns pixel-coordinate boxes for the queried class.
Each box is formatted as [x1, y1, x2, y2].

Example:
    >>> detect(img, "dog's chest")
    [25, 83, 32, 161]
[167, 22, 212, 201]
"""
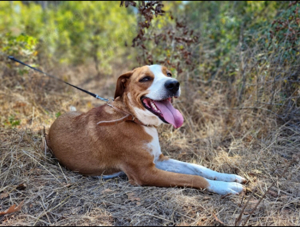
[143, 126, 162, 163]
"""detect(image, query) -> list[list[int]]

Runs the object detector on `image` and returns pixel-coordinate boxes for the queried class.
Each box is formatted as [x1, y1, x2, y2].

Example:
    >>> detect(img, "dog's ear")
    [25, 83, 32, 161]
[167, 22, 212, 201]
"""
[114, 71, 133, 99]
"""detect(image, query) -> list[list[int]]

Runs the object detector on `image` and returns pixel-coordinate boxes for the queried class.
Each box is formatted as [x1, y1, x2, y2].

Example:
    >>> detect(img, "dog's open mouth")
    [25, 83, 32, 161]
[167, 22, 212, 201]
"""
[141, 97, 184, 128]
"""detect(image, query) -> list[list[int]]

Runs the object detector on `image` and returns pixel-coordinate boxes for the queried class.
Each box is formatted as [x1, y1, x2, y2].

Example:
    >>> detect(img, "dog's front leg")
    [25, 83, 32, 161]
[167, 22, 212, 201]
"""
[121, 163, 244, 195]
[155, 158, 246, 183]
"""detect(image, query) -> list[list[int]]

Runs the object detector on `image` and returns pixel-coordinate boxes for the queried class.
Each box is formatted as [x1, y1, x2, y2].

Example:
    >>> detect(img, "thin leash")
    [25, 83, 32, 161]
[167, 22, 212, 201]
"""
[3, 54, 146, 126]
[6, 55, 109, 102]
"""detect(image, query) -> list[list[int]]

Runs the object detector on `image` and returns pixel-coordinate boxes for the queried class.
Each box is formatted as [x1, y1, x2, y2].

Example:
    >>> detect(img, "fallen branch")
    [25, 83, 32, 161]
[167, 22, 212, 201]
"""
[235, 188, 256, 226]
[236, 158, 297, 226]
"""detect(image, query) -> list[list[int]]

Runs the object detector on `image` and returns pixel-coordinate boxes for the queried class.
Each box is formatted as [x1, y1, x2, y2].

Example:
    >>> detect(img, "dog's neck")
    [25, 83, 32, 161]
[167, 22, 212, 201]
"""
[109, 94, 162, 128]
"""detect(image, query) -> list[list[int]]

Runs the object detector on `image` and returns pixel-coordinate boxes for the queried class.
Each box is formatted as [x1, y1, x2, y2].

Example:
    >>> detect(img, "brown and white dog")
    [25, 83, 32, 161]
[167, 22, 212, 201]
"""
[47, 65, 246, 195]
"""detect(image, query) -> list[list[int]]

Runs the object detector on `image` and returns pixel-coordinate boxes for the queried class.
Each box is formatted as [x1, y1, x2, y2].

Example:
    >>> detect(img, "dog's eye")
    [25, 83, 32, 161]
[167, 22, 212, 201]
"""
[167, 72, 172, 77]
[139, 76, 152, 82]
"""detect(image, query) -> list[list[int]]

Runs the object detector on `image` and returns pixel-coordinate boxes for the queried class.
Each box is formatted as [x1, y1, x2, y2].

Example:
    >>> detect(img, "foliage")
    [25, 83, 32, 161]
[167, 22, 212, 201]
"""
[0, 32, 37, 74]
[122, 1, 299, 121]
[269, 1, 300, 63]
[120, 1, 201, 105]
[0, 33, 37, 58]
[0, 0, 299, 123]
[1, 2, 300, 225]
[121, 1, 199, 73]
[3, 115, 21, 127]
[0, 1, 136, 73]
[55, 111, 61, 118]
[53, 1, 136, 73]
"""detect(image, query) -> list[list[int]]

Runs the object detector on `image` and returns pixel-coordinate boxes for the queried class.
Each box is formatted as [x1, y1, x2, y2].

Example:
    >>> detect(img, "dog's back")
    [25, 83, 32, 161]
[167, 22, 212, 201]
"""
[47, 105, 152, 176]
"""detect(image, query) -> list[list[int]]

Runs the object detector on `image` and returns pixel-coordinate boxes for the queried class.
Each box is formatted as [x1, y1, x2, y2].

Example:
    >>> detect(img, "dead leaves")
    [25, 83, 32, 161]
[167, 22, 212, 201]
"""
[101, 189, 141, 206]
[0, 201, 24, 216]
[102, 188, 113, 194]
[0, 192, 9, 199]
[0, 184, 27, 217]
[16, 183, 27, 191]
[126, 192, 141, 206]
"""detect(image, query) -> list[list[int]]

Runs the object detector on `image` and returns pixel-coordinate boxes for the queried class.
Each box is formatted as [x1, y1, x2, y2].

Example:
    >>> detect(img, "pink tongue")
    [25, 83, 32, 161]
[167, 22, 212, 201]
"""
[153, 100, 184, 128]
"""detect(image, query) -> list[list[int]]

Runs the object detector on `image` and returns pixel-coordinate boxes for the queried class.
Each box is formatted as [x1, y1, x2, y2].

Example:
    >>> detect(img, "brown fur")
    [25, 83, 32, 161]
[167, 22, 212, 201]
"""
[47, 66, 209, 189]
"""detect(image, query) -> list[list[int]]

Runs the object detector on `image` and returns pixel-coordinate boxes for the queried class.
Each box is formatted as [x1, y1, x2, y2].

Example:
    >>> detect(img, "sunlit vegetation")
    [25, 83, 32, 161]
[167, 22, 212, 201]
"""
[0, 1, 299, 226]
[0, 1, 136, 73]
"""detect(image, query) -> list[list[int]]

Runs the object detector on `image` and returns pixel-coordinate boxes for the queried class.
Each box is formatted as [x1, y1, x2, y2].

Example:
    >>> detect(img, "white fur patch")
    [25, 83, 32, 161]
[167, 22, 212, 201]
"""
[147, 65, 181, 100]
[155, 159, 246, 183]
[127, 65, 181, 126]
[155, 158, 245, 194]
[207, 180, 244, 195]
[128, 93, 163, 126]
[143, 126, 162, 163]
[133, 106, 163, 126]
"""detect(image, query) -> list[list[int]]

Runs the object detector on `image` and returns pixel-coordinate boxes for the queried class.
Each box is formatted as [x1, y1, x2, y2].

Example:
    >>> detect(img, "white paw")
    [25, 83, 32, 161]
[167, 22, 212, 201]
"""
[207, 180, 244, 195]
[217, 173, 246, 183]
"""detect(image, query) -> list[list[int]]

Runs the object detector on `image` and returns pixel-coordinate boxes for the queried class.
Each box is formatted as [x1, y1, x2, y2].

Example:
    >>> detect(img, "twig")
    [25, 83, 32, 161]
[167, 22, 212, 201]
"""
[33, 195, 70, 225]
[57, 162, 69, 184]
[241, 158, 296, 226]
[213, 212, 225, 225]
[145, 213, 172, 224]
[21, 149, 62, 184]
[235, 188, 257, 226]
[42, 126, 48, 157]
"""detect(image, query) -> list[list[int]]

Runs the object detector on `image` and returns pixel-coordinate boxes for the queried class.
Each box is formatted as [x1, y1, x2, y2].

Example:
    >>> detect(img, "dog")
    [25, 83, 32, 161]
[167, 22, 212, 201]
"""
[46, 65, 246, 195]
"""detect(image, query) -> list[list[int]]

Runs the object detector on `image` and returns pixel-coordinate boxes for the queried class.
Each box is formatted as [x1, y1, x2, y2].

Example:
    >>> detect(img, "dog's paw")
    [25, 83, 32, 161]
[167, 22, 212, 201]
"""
[218, 173, 246, 183]
[207, 180, 245, 195]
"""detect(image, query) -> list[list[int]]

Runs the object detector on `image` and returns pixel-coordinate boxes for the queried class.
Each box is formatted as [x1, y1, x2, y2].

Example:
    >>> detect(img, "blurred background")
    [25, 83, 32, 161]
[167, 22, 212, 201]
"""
[0, 1, 300, 226]
[1, 1, 299, 129]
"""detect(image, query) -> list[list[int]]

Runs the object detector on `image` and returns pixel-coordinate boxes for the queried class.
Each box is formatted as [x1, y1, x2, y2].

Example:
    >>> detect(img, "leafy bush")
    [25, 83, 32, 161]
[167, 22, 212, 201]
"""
[269, 1, 300, 63]
[122, 1, 299, 134]
[1, 1, 299, 127]
[0, 33, 37, 74]
[0, 1, 136, 73]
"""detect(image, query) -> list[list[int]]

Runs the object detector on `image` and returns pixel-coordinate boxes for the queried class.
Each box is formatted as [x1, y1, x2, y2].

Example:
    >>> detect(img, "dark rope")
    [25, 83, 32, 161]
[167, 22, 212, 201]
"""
[7, 55, 109, 102]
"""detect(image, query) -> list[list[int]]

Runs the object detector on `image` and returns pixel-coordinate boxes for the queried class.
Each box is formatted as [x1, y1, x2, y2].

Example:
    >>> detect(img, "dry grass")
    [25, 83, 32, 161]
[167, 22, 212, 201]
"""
[1, 61, 300, 226]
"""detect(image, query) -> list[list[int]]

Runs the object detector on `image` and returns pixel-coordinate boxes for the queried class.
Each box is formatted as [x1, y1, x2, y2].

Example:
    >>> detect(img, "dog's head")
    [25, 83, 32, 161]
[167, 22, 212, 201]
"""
[114, 65, 184, 128]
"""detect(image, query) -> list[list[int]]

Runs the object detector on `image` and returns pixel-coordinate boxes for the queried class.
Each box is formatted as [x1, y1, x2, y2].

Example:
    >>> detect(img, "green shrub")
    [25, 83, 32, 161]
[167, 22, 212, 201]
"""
[0, 32, 37, 74]
[0, 1, 136, 73]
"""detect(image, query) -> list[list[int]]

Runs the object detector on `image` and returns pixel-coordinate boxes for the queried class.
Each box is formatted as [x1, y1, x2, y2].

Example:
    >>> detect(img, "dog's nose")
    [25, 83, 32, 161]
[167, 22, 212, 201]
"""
[164, 80, 180, 94]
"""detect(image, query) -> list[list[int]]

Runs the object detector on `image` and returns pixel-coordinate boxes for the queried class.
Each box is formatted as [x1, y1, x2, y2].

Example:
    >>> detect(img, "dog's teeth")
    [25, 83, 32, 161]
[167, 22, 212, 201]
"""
[150, 101, 160, 112]
[151, 102, 156, 109]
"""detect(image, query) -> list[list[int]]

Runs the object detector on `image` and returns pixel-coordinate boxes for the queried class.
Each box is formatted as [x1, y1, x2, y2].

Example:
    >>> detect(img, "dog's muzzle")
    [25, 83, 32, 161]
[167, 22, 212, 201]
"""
[165, 80, 180, 95]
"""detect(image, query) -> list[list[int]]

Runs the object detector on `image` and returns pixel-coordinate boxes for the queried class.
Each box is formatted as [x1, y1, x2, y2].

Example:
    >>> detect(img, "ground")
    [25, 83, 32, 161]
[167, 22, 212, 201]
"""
[0, 62, 299, 226]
